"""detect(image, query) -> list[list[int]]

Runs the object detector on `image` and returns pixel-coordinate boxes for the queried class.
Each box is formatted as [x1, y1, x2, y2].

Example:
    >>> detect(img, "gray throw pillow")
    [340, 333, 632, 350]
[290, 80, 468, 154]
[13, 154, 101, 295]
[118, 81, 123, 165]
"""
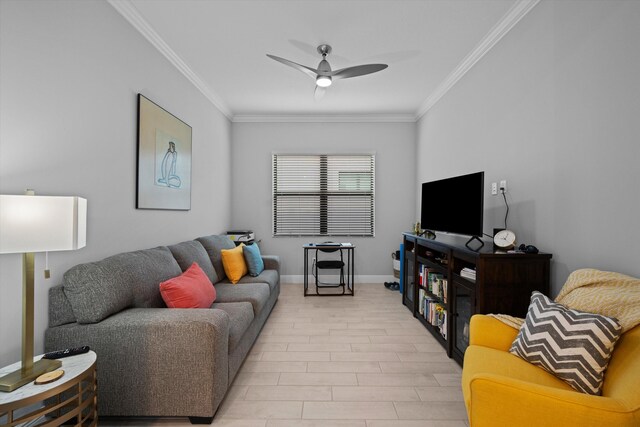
[509, 291, 622, 395]
[48, 285, 77, 327]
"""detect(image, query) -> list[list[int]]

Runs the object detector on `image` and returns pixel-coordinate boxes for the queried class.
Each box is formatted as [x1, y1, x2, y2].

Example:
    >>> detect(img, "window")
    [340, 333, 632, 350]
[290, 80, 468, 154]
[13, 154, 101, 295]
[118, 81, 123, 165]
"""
[272, 154, 375, 237]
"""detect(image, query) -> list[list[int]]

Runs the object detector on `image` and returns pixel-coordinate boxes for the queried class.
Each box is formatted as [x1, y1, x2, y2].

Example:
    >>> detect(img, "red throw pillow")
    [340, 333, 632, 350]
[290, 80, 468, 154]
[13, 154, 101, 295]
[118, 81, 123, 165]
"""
[159, 262, 216, 308]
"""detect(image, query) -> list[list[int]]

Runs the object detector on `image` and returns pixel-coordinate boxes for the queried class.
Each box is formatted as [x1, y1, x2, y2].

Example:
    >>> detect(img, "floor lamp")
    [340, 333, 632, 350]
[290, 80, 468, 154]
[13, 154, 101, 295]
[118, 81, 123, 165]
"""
[0, 192, 87, 392]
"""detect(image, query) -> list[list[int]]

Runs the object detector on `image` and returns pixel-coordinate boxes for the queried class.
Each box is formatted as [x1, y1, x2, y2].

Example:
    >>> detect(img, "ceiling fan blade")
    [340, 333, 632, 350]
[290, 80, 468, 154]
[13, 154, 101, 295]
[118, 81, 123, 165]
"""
[314, 85, 326, 100]
[266, 54, 318, 79]
[331, 63, 388, 79]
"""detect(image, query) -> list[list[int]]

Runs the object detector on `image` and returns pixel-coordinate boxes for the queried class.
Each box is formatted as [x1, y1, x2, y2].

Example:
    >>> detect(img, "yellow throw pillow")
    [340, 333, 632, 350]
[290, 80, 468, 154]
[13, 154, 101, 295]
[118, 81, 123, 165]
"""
[220, 244, 247, 284]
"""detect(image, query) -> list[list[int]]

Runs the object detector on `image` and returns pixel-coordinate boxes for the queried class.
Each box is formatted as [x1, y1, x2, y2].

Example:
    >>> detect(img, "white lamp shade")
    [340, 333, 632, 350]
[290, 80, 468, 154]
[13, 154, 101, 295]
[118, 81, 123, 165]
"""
[0, 195, 87, 254]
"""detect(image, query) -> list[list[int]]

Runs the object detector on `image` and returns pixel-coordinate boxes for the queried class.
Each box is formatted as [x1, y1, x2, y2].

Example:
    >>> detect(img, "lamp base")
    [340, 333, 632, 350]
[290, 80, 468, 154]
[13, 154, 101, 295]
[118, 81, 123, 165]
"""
[0, 358, 62, 392]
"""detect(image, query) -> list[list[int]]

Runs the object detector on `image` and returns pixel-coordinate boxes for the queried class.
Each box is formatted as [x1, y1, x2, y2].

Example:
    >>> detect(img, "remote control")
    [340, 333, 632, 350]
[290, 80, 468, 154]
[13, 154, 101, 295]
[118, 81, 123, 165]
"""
[42, 346, 90, 359]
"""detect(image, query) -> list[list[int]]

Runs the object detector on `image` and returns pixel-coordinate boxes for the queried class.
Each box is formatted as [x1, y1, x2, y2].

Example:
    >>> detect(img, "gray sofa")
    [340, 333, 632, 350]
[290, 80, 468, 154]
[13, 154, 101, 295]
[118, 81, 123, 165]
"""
[45, 235, 279, 424]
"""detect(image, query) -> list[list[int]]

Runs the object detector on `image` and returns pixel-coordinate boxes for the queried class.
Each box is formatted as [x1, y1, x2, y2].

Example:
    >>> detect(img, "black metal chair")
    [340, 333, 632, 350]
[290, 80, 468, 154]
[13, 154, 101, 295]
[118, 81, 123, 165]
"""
[312, 242, 346, 294]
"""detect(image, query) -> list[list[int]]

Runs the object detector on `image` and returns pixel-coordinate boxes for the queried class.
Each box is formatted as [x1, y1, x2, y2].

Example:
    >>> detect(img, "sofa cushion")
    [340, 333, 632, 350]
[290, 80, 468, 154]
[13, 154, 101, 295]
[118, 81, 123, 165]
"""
[63, 246, 182, 324]
[242, 244, 264, 277]
[211, 302, 254, 352]
[160, 263, 216, 308]
[49, 285, 77, 327]
[214, 282, 270, 316]
[509, 291, 623, 395]
[196, 235, 236, 282]
[261, 255, 280, 274]
[221, 244, 248, 284]
[237, 269, 279, 295]
[168, 240, 218, 284]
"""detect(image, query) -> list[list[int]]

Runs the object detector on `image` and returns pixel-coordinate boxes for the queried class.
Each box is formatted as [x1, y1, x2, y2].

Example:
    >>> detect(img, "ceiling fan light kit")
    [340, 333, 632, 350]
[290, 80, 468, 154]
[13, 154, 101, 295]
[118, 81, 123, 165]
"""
[316, 75, 332, 87]
[267, 44, 388, 97]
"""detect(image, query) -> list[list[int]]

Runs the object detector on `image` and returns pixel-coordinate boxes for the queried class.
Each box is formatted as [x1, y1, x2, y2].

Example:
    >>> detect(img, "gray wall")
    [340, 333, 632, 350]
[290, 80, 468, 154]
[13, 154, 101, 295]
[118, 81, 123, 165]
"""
[416, 0, 640, 295]
[231, 122, 416, 280]
[3, 0, 637, 369]
[0, 0, 232, 366]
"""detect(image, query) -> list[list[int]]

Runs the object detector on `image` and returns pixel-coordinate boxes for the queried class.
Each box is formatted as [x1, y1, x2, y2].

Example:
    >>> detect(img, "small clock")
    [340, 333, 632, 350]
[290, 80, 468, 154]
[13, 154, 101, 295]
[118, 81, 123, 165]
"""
[494, 229, 517, 250]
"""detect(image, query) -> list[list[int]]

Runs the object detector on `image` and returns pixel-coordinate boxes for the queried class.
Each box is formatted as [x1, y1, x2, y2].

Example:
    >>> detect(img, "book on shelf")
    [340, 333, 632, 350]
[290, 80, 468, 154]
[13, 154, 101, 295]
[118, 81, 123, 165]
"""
[419, 264, 441, 291]
[418, 265, 447, 301]
[418, 264, 425, 287]
[460, 267, 476, 281]
[429, 273, 445, 297]
[442, 279, 448, 303]
[419, 294, 448, 340]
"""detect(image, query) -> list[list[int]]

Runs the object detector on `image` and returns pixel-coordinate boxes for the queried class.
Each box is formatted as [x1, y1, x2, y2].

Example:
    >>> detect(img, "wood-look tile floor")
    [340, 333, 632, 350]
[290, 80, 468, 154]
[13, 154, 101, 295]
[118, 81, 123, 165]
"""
[101, 283, 468, 427]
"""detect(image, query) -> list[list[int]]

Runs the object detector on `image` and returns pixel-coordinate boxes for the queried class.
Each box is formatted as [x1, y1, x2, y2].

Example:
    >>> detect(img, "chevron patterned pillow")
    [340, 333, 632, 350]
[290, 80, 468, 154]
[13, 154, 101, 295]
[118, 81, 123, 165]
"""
[509, 291, 622, 395]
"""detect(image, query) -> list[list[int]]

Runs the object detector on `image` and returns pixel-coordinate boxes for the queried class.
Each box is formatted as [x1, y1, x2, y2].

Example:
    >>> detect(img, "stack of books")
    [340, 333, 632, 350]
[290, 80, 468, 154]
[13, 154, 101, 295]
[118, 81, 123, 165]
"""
[418, 266, 448, 299]
[417, 290, 448, 339]
[460, 267, 476, 281]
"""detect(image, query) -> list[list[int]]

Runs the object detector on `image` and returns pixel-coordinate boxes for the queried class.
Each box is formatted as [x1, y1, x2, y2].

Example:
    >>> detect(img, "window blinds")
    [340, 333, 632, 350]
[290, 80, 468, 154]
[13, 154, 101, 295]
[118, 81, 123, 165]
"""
[272, 154, 375, 237]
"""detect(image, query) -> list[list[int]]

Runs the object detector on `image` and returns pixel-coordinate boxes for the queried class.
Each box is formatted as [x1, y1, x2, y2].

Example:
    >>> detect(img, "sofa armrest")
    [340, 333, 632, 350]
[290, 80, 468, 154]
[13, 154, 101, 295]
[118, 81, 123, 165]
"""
[45, 308, 230, 418]
[469, 314, 519, 351]
[469, 373, 637, 427]
[262, 255, 280, 274]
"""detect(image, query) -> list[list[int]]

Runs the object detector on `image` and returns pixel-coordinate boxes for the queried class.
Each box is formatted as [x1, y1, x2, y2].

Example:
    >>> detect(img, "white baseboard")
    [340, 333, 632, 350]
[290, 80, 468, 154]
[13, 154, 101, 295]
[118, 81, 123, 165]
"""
[281, 274, 397, 284]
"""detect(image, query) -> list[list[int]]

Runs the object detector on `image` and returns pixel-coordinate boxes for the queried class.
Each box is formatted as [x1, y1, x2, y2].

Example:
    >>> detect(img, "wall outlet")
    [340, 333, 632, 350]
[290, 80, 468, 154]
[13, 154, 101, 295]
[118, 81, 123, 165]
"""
[491, 182, 498, 195]
[500, 180, 507, 192]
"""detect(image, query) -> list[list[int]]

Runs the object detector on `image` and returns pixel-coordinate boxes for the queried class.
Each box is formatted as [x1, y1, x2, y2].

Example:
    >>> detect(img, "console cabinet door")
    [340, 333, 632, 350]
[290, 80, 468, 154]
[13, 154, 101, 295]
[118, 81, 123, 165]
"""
[402, 249, 415, 309]
[452, 281, 475, 362]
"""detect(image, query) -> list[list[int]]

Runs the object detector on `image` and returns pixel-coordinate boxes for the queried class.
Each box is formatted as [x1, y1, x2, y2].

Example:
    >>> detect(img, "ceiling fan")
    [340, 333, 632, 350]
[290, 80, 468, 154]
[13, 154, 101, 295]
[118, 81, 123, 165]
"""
[267, 44, 388, 99]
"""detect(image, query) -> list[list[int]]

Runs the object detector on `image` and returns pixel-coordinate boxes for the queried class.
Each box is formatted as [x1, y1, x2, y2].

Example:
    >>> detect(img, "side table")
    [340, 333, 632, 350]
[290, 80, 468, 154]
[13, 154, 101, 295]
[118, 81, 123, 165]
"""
[0, 351, 97, 427]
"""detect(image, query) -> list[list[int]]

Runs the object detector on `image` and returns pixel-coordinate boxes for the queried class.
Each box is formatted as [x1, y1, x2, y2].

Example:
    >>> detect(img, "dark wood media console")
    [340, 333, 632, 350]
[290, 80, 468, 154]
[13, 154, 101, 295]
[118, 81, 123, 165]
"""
[402, 232, 552, 365]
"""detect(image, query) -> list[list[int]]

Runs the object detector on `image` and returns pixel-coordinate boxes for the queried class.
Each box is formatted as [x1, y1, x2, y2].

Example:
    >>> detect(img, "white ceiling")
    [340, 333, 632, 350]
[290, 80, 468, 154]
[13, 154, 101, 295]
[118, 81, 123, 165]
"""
[112, 0, 536, 121]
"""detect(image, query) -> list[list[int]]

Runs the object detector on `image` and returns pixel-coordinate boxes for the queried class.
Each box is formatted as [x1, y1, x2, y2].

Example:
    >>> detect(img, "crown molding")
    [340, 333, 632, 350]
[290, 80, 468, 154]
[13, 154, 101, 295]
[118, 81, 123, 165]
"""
[415, 0, 540, 120]
[232, 114, 417, 123]
[107, 0, 233, 120]
[109, 0, 538, 124]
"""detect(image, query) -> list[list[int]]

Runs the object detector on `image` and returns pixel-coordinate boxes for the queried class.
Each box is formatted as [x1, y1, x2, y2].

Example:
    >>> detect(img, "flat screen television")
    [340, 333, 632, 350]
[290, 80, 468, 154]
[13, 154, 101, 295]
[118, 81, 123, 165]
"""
[420, 171, 484, 238]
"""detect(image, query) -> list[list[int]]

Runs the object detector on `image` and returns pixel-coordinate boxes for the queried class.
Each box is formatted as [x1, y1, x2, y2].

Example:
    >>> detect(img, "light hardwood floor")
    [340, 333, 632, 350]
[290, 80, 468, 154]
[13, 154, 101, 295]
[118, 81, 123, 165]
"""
[102, 283, 469, 427]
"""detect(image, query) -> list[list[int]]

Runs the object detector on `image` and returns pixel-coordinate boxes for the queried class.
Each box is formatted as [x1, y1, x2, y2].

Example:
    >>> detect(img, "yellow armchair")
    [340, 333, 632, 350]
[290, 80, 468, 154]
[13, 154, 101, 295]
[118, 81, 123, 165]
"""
[462, 314, 640, 427]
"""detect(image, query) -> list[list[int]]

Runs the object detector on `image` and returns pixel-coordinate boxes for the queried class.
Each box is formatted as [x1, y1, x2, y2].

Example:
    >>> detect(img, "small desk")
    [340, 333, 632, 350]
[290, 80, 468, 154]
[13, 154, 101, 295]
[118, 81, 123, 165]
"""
[0, 351, 97, 427]
[303, 243, 355, 296]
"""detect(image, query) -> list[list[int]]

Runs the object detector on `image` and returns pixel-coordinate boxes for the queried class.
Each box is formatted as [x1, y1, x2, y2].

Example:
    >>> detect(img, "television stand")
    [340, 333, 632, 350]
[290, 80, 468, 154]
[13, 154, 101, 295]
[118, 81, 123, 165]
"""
[401, 232, 551, 365]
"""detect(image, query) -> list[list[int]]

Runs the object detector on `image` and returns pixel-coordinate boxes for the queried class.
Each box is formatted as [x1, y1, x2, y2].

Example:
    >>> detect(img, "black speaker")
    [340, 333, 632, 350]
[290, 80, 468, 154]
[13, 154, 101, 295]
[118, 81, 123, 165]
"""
[518, 244, 539, 254]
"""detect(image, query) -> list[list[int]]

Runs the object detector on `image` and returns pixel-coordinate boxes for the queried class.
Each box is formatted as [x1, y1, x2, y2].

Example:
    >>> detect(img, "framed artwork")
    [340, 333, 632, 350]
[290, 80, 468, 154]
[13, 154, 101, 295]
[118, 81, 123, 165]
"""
[136, 94, 192, 210]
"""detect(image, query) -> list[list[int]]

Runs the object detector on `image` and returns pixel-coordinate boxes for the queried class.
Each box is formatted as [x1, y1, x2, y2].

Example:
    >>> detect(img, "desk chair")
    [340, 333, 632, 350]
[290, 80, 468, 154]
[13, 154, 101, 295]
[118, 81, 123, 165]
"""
[312, 243, 346, 294]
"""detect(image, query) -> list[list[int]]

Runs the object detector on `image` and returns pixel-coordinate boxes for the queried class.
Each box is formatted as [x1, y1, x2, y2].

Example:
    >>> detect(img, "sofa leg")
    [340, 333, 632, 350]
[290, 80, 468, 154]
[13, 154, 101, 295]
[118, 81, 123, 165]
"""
[189, 416, 213, 424]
